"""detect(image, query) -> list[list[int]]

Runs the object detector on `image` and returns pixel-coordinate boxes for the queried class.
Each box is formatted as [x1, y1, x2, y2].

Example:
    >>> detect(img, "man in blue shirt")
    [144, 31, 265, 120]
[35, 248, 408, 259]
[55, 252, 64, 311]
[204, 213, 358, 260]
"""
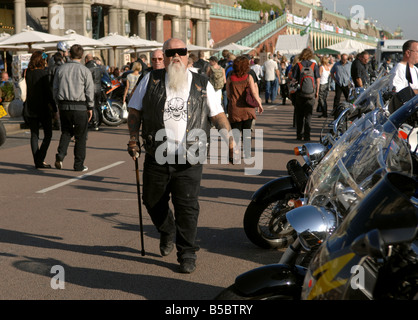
[330, 53, 352, 113]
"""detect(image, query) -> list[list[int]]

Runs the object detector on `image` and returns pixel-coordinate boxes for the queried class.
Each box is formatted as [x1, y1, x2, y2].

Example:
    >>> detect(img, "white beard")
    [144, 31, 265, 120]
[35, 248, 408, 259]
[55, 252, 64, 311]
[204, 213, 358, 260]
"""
[167, 59, 189, 92]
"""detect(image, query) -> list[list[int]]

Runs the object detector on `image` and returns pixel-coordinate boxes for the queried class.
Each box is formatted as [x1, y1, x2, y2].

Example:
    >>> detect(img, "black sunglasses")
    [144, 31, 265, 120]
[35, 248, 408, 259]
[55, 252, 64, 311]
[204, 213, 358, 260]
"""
[164, 48, 188, 57]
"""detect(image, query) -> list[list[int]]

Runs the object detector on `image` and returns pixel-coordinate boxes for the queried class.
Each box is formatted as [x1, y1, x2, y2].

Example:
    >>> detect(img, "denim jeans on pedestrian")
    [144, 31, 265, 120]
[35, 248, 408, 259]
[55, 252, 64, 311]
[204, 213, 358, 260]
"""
[265, 80, 275, 102]
[142, 154, 203, 261]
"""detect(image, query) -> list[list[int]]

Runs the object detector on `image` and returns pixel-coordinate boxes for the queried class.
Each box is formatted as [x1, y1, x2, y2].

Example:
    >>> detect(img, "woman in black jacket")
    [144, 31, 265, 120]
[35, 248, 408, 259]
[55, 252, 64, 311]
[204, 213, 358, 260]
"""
[25, 51, 57, 169]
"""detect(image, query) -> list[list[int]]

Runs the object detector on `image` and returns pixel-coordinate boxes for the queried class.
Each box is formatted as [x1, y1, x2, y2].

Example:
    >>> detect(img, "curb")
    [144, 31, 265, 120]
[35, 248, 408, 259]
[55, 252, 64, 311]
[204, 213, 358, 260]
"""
[1, 116, 28, 135]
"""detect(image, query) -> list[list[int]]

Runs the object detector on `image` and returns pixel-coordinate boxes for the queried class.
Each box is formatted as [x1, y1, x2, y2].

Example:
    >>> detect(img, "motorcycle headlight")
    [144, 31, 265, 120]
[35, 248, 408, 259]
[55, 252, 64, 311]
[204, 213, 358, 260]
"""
[298, 143, 328, 166]
[286, 205, 336, 251]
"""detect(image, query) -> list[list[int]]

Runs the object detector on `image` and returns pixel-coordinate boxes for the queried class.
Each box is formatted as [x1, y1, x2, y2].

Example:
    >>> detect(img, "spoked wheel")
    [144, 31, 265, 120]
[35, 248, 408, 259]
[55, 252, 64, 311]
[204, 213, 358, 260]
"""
[243, 197, 298, 249]
[101, 101, 124, 126]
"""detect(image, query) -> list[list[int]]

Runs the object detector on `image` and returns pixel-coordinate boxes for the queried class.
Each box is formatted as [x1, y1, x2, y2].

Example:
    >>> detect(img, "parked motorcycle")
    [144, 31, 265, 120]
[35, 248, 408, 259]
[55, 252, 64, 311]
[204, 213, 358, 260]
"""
[243, 141, 327, 249]
[301, 172, 418, 300]
[99, 74, 127, 127]
[216, 94, 418, 300]
[0, 104, 6, 146]
[243, 75, 392, 249]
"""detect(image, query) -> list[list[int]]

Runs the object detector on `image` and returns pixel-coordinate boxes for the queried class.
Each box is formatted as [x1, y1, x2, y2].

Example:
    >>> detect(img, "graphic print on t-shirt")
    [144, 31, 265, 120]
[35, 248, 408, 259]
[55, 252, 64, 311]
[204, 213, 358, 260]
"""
[164, 97, 187, 122]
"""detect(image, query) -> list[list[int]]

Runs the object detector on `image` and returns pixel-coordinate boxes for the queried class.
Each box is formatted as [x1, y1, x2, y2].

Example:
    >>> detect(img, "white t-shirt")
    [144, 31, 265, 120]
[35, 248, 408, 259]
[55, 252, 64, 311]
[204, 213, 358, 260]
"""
[128, 70, 224, 155]
[263, 59, 278, 81]
[251, 64, 263, 80]
[390, 62, 418, 92]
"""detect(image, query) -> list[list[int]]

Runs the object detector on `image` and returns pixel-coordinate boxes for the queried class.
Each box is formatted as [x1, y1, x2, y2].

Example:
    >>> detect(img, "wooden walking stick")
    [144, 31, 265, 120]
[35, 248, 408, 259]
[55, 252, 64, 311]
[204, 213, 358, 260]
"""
[134, 156, 146, 256]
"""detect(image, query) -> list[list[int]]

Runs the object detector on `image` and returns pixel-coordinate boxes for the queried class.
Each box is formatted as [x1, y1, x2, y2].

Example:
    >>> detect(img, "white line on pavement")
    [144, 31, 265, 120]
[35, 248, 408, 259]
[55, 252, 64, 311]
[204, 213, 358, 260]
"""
[36, 161, 125, 194]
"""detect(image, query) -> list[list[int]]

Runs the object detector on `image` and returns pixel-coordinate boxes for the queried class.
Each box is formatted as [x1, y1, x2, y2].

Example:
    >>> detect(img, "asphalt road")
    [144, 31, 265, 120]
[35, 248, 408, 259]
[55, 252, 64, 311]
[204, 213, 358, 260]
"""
[0, 94, 333, 302]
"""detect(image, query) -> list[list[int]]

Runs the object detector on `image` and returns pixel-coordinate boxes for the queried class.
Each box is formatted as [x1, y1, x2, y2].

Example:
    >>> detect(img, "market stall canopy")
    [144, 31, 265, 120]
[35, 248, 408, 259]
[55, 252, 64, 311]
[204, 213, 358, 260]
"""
[99, 33, 137, 48]
[326, 39, 376, 55]
[99, 33, 139, 63]
[63, 29, 106, 48]
[275, 34, 310, 56]
[0, 32, 10, 41]
[129, 35, 163, 48]
[314, 47, 340, 55]
[215, 42, 254, 52]
[40, 29, 108, 51]
[0, 26, 70, 50]
[187, 44, 218, 52]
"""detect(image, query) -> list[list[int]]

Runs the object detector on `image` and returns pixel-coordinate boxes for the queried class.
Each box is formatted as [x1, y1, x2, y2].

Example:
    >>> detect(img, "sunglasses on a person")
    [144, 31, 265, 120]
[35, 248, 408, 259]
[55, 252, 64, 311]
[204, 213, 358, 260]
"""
[164, 48, 188, 57]
[151, 57, 163, 61]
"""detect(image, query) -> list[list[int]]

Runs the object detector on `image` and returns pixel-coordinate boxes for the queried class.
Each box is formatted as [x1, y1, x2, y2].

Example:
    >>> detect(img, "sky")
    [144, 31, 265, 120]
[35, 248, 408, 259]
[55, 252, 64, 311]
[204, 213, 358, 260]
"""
[320, 0, 418, 40]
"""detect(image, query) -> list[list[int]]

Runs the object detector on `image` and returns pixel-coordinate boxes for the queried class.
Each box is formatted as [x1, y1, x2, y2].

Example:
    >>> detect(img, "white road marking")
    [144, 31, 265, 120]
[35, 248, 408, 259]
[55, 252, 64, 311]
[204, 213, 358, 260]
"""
[36, 161, 125, 194]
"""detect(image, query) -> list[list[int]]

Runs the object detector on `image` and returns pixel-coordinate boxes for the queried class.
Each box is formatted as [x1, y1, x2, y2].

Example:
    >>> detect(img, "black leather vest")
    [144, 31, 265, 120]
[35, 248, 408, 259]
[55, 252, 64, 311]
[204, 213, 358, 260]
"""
[141, 69, 211, 161]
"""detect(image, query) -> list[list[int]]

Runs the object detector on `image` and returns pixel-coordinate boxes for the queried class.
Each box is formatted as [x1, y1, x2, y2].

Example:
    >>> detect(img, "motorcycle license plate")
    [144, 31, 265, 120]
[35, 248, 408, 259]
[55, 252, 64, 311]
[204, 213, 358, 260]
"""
[0, 105, 7, 119]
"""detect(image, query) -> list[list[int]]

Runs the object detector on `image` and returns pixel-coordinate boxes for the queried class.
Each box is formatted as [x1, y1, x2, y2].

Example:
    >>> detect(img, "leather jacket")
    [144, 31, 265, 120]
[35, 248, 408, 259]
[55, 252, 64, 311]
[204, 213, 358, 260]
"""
[141, 69, 211, 161]
[85, 60, 105, 92]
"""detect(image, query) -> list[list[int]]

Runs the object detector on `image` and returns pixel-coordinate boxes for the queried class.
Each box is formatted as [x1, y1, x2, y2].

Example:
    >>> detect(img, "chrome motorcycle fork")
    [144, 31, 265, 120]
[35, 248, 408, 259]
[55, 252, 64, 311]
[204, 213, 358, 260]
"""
[279, 238, 302, 266]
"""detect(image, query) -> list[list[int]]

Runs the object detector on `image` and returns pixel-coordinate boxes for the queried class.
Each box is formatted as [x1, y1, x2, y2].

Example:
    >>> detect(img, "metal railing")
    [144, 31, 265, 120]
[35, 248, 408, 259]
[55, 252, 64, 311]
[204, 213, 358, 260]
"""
[210, 3, 260, 22]
[212, 8, 378, 53]
[237, 14, 287, 49]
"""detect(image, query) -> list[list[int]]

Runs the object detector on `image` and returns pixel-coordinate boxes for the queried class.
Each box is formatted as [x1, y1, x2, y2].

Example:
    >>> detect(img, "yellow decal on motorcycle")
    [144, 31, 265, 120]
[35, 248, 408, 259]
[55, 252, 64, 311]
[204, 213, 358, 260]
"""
[0, 105, 7, 118]
[308, 253, 355, 300]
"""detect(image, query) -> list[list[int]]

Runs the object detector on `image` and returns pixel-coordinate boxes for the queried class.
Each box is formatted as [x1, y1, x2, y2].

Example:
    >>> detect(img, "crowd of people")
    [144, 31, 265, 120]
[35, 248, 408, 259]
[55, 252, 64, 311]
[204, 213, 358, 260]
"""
[124, 43, 379, 274]
[16, 41, 166, 172]
[9, 35, 418, 276]
[223, 48, 379, 141]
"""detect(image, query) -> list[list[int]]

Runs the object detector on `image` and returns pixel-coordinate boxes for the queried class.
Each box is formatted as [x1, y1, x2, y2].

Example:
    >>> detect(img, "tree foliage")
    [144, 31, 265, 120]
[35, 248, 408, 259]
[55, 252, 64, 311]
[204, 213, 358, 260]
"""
[238, 0, 283, 14]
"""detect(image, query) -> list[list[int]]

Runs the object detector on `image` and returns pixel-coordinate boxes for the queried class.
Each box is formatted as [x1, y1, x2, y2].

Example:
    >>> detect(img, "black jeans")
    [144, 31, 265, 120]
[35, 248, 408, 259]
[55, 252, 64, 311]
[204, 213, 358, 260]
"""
[333, 83, 350, 112]
[56, 109, 89, 171]
[90, 91, 101, 127]
[27, 115, 53, 166]
[142, 154, 203, 261]
[295, 95, 315, 139]
[317, 84, 329, 116]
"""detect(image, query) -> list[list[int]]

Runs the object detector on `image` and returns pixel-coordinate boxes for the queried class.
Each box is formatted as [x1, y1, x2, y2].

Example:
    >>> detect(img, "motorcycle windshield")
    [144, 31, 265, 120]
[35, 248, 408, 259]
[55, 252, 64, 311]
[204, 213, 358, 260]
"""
[350, 74, 391, 117]
[306, 109, 412, 217]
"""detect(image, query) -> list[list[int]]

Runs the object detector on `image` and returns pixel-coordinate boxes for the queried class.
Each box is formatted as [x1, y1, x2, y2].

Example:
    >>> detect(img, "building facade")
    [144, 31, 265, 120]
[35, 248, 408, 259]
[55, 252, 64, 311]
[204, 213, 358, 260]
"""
[5, 0, 212, 66]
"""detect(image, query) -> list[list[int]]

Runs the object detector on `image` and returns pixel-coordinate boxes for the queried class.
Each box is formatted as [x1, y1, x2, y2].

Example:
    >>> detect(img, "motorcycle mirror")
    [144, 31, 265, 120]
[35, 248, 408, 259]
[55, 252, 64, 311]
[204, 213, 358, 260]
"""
[351, 229, 385, 258]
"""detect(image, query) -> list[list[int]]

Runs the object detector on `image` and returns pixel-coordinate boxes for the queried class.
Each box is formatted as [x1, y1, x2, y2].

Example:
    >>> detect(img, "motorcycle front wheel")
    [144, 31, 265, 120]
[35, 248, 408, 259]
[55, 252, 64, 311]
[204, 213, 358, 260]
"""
[243, 198, 297, 249]
[0, 120, 6, 146]
[215, 284, 296, 300]
[101, 101, 124, 126]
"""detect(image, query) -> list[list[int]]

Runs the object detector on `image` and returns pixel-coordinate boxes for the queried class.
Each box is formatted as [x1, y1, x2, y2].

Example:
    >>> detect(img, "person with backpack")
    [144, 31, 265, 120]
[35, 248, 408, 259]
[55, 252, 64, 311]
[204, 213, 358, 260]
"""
[207, 56, 226, 104]
[290, 48, 320, 141]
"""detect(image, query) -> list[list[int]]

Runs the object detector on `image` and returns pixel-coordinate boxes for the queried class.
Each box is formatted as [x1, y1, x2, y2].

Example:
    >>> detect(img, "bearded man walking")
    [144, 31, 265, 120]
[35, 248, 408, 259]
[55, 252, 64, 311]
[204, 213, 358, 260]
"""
[127, 38, 235, 273]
